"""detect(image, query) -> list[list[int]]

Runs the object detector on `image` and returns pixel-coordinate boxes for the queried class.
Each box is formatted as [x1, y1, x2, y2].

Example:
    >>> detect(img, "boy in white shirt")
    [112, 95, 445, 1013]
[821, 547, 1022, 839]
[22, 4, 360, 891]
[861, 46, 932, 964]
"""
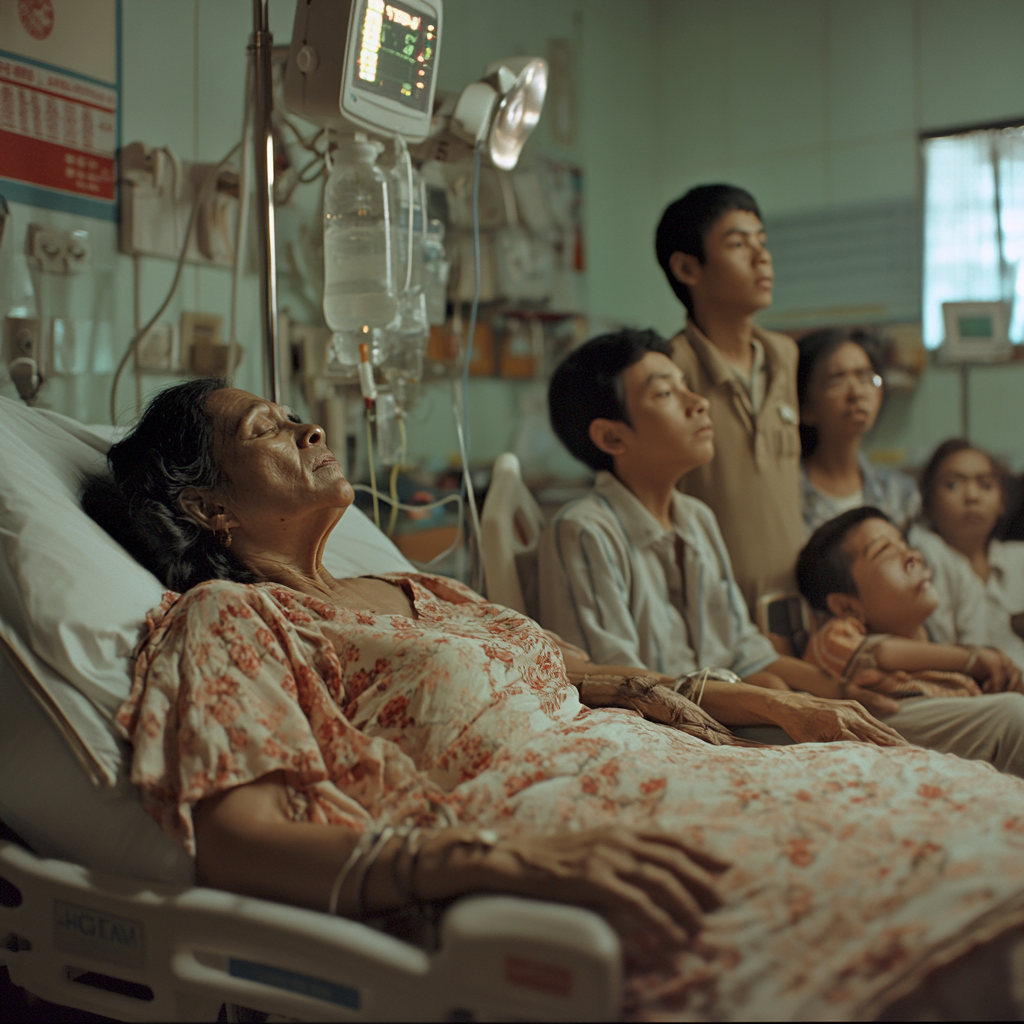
[537, 328, 904, 744]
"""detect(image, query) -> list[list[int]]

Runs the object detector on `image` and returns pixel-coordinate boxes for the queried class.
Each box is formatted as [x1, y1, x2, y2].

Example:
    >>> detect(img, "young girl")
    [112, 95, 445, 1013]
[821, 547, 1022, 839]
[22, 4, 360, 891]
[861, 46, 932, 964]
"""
[916, 439, 1024, 669]
[797, 327, 920, 534]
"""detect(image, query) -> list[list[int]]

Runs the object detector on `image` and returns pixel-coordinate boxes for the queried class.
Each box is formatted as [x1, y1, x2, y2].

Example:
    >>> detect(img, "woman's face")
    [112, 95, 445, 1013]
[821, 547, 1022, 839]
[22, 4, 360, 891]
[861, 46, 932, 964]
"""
[929, 448, 1003, 546]
[203, 388, 353, 538]
[802, 341, 884, 444]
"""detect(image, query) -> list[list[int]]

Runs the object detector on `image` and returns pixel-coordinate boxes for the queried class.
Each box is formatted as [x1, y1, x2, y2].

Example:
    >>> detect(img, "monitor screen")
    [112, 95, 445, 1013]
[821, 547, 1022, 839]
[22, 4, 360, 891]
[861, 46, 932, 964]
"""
[958, 314, 995, 339]
[353, 0, 437, 114]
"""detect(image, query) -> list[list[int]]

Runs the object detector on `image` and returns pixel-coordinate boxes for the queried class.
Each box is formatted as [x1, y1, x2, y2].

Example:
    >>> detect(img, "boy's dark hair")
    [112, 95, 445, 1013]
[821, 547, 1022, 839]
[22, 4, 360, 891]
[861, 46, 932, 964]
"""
[549, 328, 674, 473]
[796, 327, 886, 459]
[655, 184, 761, 317]
[795, 506, 890, 612]
[920, 437, 1006, 524]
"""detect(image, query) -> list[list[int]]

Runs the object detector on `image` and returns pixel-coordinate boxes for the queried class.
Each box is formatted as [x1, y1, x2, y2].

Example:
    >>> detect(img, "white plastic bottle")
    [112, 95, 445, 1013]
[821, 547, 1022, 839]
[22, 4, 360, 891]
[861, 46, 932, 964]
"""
[323, 133, 397, 333]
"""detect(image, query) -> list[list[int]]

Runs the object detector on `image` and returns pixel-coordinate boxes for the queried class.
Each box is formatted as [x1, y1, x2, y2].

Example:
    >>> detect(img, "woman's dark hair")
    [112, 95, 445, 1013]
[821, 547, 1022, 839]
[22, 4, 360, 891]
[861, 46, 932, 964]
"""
[82, 377, 258, 592]
[795, 506, 891, 613]
[920, 437, 1007, 525]
[548, 328, 674, 473]
[796, 327, 885, 459]
[655, 184, 761, 317]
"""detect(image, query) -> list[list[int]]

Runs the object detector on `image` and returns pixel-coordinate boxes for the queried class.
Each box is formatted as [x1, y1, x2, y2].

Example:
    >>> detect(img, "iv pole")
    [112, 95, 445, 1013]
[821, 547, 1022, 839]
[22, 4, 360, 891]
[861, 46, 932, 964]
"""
[250, 0, 281, 404]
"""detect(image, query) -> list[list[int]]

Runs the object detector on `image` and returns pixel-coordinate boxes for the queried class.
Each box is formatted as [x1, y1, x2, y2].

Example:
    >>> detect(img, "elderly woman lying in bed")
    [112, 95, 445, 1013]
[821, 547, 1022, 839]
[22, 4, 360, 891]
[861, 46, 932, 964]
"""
[84, 378, 1024, 1021]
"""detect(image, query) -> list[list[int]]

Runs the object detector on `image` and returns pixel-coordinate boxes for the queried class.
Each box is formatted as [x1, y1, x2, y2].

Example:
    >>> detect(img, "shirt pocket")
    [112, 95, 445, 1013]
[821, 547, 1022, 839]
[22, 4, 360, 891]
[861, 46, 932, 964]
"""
[771, 420, 801, 460]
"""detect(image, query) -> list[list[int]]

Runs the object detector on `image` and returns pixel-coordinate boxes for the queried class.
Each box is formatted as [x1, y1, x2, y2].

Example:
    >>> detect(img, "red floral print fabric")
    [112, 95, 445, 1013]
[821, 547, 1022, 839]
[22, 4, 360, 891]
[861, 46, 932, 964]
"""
[116, 574, 1024, 1020]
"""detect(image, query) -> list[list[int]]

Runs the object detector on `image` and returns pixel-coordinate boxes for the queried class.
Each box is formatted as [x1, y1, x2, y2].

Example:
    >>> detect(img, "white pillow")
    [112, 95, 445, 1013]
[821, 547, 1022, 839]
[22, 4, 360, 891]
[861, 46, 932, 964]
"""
[0, 648, 195, 884]
[0, 395, 414, 879]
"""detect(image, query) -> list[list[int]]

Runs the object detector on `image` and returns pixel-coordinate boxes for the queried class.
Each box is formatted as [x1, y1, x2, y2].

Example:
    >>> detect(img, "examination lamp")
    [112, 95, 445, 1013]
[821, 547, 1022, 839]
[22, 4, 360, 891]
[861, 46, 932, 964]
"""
[414, 56, 548, 171]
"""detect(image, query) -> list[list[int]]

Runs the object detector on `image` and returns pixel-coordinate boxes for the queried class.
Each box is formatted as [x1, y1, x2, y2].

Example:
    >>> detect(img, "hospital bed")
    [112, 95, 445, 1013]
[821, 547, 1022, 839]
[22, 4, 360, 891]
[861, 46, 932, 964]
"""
[0, 396, 622, 1022]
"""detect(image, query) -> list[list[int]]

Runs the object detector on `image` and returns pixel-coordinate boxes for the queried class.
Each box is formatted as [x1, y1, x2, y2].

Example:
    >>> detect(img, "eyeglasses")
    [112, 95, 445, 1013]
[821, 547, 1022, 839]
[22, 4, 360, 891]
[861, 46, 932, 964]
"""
[820, 369, 883, 394]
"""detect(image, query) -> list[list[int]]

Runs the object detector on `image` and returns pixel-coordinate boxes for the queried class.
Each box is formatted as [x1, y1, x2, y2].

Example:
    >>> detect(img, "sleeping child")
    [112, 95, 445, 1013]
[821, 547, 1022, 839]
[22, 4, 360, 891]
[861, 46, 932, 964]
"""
[796, 505, 1024, 774]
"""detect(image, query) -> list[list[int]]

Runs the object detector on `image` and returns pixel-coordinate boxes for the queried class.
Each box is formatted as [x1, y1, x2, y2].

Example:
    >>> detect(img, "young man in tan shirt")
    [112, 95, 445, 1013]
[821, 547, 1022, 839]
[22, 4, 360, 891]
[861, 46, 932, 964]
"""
[655, 185, 803, 616]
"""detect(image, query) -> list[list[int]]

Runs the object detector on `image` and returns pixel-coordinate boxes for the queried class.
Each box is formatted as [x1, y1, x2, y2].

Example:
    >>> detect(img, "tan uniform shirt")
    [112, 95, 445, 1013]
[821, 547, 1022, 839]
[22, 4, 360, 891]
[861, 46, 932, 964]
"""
[671, 321, 804, 613]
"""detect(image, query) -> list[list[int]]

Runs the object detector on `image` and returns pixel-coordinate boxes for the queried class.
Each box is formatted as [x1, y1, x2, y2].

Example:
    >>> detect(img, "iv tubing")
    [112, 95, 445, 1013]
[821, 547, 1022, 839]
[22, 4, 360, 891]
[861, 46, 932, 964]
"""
[458, 143, 485, 592]
[397, 137, 415, 294]
[228, 53, 254, 381]
[365, 406, 380, 530]
[109, 140, 242, 423]
[387, 414, 407, 536]
[351, 485, 461, 517]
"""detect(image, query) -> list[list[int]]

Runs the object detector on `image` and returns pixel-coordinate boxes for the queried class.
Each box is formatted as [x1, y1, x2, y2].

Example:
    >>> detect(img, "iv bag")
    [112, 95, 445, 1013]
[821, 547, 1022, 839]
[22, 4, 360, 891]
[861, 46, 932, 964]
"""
[375, 390, 404, 466]
[380, 291, 429, 386]
[393, 165, 449, 326]
[422, 226, 450, 325]
[323, 134, 397, 333]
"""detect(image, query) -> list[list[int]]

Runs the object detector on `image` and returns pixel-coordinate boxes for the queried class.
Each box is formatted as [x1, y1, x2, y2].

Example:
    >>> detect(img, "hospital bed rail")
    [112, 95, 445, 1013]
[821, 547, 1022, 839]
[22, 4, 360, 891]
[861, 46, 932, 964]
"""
[0, 839, 622, 1022]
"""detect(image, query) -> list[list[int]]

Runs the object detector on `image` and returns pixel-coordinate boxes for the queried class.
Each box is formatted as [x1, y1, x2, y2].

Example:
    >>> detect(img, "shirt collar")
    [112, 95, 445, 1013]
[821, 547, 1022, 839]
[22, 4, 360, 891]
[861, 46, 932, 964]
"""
[685, 317, 779, 366]
[683, 321, 738, 387]
[594, 471, 690, 549]
[857, 452, 885, 504]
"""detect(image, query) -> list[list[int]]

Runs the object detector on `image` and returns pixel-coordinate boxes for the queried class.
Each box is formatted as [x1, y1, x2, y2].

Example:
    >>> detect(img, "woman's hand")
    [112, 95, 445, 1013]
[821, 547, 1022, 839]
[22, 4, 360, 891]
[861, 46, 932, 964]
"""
[765, 690, 909, 746]
[839, 671, 902, 718]
[418, 826, 729, 947]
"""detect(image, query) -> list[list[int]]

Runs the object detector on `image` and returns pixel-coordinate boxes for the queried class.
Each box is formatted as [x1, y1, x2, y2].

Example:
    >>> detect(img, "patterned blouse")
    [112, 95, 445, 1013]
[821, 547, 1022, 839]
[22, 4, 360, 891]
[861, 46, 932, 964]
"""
[116, 573, 1024, 1021]
[802, 454, 921, 535]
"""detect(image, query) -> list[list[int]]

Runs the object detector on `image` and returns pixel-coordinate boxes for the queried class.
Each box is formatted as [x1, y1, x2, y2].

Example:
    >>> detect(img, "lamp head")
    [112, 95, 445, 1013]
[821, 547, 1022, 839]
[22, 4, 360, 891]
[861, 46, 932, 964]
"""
[417, 55, 547, 170]
[484, 57, 547, 171]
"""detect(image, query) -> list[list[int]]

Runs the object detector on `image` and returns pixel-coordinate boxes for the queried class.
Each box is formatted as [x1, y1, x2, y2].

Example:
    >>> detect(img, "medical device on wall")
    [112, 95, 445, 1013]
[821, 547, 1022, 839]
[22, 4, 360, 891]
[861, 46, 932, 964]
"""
[940, 300, 1013, 362]
[283, 0, 442, 141]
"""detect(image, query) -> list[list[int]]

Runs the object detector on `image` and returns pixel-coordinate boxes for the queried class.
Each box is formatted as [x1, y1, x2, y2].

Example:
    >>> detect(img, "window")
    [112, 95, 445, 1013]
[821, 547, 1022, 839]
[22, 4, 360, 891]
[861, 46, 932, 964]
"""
[921, 124, 1024, 348]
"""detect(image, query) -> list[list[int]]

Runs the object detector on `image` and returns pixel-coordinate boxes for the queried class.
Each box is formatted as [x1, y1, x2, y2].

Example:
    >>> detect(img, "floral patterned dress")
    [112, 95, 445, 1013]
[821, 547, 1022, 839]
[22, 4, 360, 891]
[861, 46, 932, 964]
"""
[115, 573, 1024, 1021]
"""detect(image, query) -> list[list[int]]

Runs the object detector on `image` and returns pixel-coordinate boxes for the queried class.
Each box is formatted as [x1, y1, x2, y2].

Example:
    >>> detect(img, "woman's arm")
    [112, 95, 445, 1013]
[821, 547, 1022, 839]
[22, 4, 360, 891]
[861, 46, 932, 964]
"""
[194, 771, 728, 946]
[746, 656, 903, 718]
[571, 666, 907, 746]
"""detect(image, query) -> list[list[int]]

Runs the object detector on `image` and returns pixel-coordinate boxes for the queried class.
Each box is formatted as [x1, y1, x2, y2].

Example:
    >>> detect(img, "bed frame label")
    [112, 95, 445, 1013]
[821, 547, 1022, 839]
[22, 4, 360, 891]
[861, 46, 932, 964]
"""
[52, 900, 145, 969]
[229, 958, 361, 1010]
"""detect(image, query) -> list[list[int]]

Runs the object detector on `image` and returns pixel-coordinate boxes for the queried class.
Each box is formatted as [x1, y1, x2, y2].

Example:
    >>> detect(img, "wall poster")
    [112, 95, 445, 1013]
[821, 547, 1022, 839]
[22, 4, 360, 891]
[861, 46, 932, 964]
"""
[0, 0, 120, 220]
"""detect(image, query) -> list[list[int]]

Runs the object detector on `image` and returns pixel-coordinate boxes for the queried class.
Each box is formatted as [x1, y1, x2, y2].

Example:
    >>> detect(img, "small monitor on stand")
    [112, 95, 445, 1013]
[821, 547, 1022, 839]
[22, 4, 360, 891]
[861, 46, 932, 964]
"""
[940, 300, 1012, 363]
[284, 0, 442, 142]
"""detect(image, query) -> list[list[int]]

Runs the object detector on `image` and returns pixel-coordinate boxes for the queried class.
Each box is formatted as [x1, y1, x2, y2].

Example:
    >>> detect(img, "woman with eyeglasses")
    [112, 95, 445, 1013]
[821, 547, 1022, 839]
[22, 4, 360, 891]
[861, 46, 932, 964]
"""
[797, 327, 920, 534]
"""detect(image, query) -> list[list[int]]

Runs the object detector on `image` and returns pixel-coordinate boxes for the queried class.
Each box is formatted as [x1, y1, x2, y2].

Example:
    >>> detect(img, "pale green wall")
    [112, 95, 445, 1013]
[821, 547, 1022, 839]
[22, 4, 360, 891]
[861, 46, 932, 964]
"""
[5, 0, 1024, 471]
[647, 0, 1024, 466]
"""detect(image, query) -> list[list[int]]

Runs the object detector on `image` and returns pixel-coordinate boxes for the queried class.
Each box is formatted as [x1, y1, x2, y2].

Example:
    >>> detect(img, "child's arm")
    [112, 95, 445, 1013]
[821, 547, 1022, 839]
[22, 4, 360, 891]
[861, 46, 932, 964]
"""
[871, 639, 1023, 693]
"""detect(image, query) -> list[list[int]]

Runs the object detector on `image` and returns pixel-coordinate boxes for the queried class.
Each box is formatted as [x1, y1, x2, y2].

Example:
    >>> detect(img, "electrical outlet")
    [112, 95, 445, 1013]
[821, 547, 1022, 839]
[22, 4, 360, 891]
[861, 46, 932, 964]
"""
[4, 316, 42, 364]
[4, 316, 44, 398]
[25, 224, 91, 273]
[64, 228, 90, 272]
[180, 311, 223, 372]
[135, 321, 177, 372]
[27, 224, 65, 273]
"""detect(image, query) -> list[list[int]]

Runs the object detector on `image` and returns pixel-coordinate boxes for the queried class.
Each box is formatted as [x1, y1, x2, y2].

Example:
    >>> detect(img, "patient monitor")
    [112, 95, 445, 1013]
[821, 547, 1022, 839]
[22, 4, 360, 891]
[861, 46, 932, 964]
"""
[283, 0, 443, 141]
